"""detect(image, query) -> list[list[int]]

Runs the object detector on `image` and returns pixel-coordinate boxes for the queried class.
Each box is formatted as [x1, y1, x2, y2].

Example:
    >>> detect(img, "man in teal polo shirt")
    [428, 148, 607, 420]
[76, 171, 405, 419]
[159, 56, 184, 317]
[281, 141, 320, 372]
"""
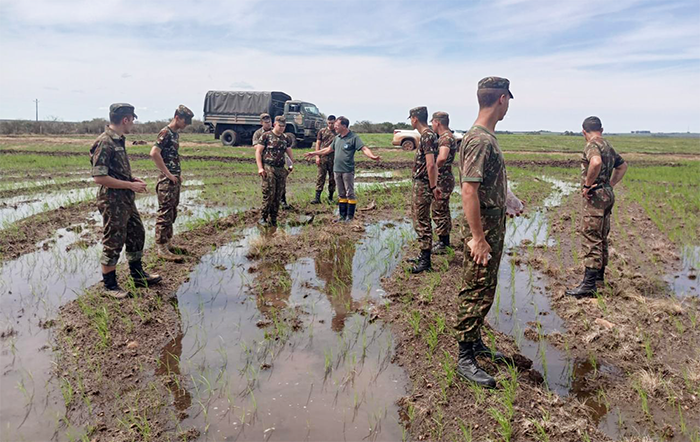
[305, 116, 380, 221]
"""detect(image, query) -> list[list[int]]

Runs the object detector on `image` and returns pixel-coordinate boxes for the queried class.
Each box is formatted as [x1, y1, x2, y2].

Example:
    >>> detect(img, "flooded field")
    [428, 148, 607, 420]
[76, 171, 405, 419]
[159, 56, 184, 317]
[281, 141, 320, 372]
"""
[1, 135, 698, 441]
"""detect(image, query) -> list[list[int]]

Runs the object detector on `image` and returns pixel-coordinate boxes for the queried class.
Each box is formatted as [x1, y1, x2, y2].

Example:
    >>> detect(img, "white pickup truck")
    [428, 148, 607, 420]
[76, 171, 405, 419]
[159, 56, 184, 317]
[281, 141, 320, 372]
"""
[391, 129, 463, 150]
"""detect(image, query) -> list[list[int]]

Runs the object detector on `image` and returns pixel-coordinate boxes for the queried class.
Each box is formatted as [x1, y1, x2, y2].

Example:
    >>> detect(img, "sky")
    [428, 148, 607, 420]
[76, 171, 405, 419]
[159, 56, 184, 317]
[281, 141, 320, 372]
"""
[0, 0, 699, 132]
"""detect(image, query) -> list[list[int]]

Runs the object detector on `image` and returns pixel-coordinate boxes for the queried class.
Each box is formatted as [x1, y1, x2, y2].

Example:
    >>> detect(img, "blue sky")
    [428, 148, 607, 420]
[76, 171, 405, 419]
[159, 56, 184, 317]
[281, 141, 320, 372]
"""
[1, 0, 699, 132]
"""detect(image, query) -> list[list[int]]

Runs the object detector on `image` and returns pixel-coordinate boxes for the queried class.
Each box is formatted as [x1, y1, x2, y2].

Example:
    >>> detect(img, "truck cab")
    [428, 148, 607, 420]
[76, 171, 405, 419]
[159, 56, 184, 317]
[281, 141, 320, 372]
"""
[284, 101, 324, 147]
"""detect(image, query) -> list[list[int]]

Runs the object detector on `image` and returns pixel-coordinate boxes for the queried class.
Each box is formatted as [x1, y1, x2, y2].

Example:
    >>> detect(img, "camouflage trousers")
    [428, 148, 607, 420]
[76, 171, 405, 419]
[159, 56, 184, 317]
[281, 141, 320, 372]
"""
[155, 175, 181, 245]
[455, 209, 506, 342]
[280, 167, 289, 202]
[412, 179, 433, 251]
[97, 188, 145, 266]
[431, 173, 455, 237]
[315, 154, 335, 194]
[581, 187, 615, 270]
[261, 164, 286, 221]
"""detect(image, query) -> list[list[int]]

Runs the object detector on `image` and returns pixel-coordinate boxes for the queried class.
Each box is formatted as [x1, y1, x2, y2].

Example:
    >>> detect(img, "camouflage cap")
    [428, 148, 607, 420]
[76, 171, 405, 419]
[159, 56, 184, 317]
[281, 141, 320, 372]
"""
[407, 106, 428, 120]
[431, 111, 450, 125]
[478, 77, 514, 99]
[109, 103, 138, 120]
[175, 105, 194, 124]
[260, 113, 271, 121]
[274, 115, 286, 125]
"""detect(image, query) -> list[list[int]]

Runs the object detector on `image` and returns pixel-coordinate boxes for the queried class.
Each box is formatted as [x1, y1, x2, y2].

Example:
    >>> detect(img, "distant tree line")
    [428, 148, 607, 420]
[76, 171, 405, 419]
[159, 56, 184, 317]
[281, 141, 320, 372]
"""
[0, 119, 209, 135]
[349, 120, 412, 133]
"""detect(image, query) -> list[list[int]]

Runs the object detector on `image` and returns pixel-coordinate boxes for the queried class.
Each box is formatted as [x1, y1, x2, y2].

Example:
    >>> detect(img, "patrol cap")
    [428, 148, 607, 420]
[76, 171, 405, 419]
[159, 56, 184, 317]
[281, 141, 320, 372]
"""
[431, 111, 450, 125]
[175, 105, 194, 124]
[477, 77, 514, 99]
[109, 103, 137, 120]
[260, 113, 271, 121]
[407, 106, 428, 120]
[274, 115, 286, 125]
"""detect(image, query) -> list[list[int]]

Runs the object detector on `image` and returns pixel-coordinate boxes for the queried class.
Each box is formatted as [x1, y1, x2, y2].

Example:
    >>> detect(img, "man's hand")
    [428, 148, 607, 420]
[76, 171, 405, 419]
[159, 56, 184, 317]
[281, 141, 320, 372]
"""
[258, 168, 267, 178]
[372, 155, 381, 161]
[432, 187, 442, 200]
[315, 156, 320, 165]
[506, 190, 525, 218]
[166, 172, 179, 184]
[131, 181, 148, 193]
[304, 151, 317, 159]
[133, 177, 146, 184]
[582, 186, 593, 199]
[467, 237, 492, 266]
[287, 165, 293, 173]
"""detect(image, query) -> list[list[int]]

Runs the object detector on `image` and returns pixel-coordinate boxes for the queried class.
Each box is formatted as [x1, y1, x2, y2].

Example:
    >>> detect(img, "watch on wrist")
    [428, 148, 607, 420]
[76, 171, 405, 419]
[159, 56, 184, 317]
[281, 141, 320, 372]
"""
[583, 184, 592, 189]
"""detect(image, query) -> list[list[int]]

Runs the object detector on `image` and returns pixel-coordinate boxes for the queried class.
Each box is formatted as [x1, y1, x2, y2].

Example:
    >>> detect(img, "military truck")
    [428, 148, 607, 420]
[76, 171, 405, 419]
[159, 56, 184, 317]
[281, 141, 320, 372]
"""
[203, 91, 325, 147]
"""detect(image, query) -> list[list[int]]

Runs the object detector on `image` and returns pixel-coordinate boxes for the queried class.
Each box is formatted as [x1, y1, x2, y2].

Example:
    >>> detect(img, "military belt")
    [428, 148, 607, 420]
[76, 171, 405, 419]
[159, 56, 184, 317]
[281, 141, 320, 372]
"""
[480, 206, 505, 216]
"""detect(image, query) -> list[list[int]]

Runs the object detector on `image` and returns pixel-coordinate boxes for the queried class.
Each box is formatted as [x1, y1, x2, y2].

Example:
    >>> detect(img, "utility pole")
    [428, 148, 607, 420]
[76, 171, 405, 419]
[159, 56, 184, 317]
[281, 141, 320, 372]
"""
[34, 99, 39, 122]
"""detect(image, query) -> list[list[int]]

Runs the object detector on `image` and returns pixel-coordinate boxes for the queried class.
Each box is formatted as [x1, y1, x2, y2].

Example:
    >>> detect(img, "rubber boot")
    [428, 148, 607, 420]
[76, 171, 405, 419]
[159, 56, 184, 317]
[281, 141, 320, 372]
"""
[473, 335, 510, 363]
[411, 249, 432, 274]
[103, 271, 130, 299]
[432, 235, 450, 255]
[311, 190, 322, 205]
[456, 341, 496, 388]
[327, 190, 334, 204]
[565, 268, 598, 298]
[129, 260, 163, 288]
[346, 202, 356, 222]
[157, 243, 184, 263]
[337, 200, 348, 222]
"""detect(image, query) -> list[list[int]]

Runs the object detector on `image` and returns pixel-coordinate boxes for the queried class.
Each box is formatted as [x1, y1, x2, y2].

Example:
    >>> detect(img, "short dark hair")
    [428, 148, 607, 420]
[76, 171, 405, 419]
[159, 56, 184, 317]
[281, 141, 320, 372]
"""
[327, 115, 336, 121]
[477, 89, 506, 108]
[582, 116, 603, 132]
[109, 113, 131, 125]
[337, 116, 350, 128]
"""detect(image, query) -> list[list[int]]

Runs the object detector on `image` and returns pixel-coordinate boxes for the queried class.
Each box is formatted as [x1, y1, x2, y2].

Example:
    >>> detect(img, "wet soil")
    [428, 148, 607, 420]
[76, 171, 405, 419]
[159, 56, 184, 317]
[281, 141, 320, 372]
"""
[520, 189, 700, 440]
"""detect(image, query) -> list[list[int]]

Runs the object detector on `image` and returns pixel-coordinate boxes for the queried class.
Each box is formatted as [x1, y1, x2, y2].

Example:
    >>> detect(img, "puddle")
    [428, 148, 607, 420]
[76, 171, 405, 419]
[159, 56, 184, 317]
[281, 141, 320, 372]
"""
[355, 179, 411, 191]
[668, 245, 699, 297]
[0, 197, 241, 440]
[0, 177, 91, 193]
[0, 187, 96, 229]
[172, 221, 413, 441]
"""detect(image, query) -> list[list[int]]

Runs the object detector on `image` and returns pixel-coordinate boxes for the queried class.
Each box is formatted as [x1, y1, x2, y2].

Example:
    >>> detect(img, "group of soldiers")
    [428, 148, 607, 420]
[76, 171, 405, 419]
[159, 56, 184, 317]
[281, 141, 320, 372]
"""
[89, 75, 627, 388]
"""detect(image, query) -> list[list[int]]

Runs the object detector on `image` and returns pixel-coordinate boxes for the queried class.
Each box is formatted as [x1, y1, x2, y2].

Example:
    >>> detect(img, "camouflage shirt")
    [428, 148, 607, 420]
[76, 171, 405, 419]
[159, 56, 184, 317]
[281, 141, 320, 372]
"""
[459, 125, 507, 210]
[259, 131, 289, 167]
[413, 128, 438, 182]
[317, 127, 336, 153]
[252, 127, 271, 146]
[284, 132, 297, 149]
[437, 131, 458, 179]
[581, 137, 624, 187]
[154, 126, 181, 175]
[90, 126, 133, 182]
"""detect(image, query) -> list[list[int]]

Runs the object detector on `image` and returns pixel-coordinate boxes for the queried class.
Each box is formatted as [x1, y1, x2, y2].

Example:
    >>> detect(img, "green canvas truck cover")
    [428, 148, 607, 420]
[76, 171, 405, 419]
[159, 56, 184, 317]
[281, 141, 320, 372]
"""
[203, 91, 292, 115]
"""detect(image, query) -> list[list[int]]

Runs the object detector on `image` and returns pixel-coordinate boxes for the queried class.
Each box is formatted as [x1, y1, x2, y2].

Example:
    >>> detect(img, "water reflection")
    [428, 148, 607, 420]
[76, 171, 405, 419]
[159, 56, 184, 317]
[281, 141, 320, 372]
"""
[314, 238, 358, 332]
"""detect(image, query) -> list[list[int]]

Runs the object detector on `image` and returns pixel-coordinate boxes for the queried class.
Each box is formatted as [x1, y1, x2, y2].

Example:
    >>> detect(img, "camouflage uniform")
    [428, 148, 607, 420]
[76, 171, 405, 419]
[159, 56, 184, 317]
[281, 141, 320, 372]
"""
[431, 130, 457, 236]
[412, 128, 438, 250]
[315, 127, 336, 194]
[580, 137, 625, 270]
[90, 126, 145, 266]
[154, 126, 181, 245]
[455, 125, 508, 342]
[259, 131, 289, 221]
[281, 133, 296, 202]
[252, 126, 270, 146]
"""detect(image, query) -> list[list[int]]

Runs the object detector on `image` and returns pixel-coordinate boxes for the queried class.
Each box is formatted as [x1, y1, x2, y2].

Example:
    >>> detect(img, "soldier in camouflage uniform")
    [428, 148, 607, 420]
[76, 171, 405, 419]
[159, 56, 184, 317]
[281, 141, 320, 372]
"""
[566, 116, 627, 298]
[455, 78, 522, 388]
[151, 105, 194, 262]
[254, 115, 294, 227]
[90, 103, 162, 299]
[252, 113, 272, 146]
[408, 106, 441, 273]
[430, 111, 458, 255]
[253, 114, 293, 210]
[311, 115, 337, 204]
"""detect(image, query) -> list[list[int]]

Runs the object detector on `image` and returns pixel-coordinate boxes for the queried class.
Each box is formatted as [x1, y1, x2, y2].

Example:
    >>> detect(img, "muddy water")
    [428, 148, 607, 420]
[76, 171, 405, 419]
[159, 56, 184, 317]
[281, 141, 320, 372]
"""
[668, 245, 699, 296]
[0, 195, 237, 441]
[172, 222, 413, 441]
[0, 187, 96, 229]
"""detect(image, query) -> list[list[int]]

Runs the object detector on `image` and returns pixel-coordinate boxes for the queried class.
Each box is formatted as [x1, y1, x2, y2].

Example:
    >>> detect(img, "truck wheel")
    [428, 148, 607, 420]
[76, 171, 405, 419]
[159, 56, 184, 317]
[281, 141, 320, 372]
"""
[221, 129, 238, 146]
[401, 139, 415, 151]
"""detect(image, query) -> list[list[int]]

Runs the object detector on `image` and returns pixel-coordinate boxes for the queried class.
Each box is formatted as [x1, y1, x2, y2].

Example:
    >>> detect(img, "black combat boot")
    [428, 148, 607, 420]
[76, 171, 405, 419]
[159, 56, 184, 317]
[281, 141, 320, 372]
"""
[432, 235, 450, 255]
[129, 260, 162, 288]
[311, 190, 322, 204]
[596, 265, 606, 287]
[337, 201, 348, 222]
[411, 249, 432, 274]
[473, 335, 510, 363]
[102, 271, 130, 299]
[565, 267, 598, 298]
[346, 202, 356, 222]
[270, 216, 278, 227]
[456, 341, 496, 388]
[280, 194, 291, 210]
[327, 190, 334, 204]
[258, 217, 269, 227]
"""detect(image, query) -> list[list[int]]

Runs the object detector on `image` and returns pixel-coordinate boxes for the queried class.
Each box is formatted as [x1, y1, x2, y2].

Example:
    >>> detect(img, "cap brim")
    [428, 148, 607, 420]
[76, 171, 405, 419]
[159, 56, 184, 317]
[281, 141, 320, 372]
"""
[508, 90, 514, 99]
[133, 113, 138, 119]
